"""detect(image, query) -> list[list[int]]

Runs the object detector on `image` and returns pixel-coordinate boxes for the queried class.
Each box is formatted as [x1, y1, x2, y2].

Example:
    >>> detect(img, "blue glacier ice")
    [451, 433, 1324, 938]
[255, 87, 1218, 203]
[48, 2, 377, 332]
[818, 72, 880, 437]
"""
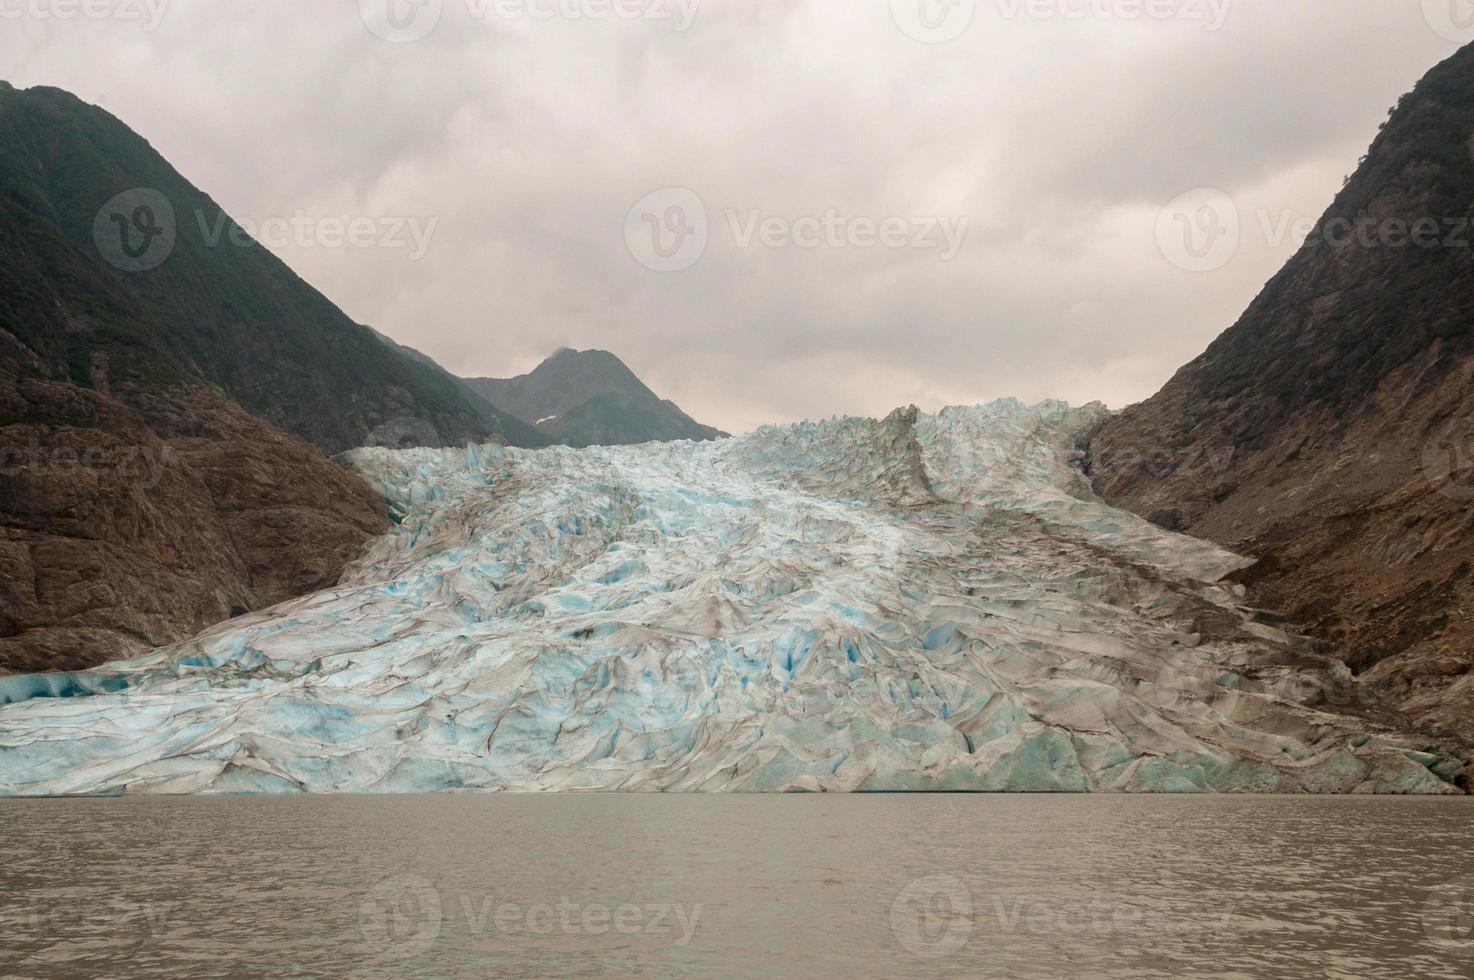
[0, 401, 1461, 795]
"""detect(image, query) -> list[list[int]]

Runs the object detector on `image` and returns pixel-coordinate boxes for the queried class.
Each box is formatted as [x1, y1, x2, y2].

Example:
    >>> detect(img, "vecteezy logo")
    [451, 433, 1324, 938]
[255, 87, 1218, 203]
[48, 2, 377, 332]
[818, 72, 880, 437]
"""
[1423, 0, 1474, 43]
[359, 875, 442, 956]
[1422, 417, 1474, 501]
[890, 874, 973, 959]
[93, 188, 176, 273]
[360, 0, 443, 43]
[1155, 187, 1240, 273]
[624, 188, 708, 272]
[365, 417, 444, 450]
[1422, 876, 1474, 954]
[890, 0, 975, 43]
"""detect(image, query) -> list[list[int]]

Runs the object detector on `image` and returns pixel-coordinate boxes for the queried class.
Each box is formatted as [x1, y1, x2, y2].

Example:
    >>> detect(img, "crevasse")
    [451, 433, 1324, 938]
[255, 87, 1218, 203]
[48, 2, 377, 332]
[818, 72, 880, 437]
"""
[0, 400, 1461, 795]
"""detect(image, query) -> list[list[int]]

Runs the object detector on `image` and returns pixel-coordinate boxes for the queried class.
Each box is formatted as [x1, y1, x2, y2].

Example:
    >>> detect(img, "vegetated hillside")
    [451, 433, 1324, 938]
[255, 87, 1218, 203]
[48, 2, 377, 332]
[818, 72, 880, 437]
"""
[1087, 44, 1474, 742]
[464, 348, 727, 448]
[0, 82, 538, 452]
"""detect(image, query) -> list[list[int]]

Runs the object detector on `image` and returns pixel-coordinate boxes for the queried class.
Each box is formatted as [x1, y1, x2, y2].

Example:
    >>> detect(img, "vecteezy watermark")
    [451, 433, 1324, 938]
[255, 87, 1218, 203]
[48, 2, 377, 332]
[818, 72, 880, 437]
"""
[1156, 187, 1474, 272]
[624, 187, 709, 272]
[997, 0, 1231, 30]
[892, 0, 1230, 43]
[1155, 187, 1240, 273]
[365, 417, 445, 450]
[726, 209, 969, 260]
[1274, 668, 1380, 711]
[1422, 875, 1474, 955]
[359, 0, 442, 42]
[195, 209, 439, 262]
[358, 0, 700, 42]
[890, 875, 974, 959]
[890, 876, 1238, 959]
[987, 896, 1233, 935]
[1085, 440, 1236, 482]
[624, 188, 970, 271]
[1422, 417, 1474, 502]
[0, 439, 178, 488]
[890, 0, 976, 43]
[93, 188, 177, 273]
[359, 877, 703, 957]
[0, 897, 171, 945]
[92, 190, 439, 271]
[1423, 0, 1474, 44]
[0, 0, 170, 30]
[360, 875, 443, 957]
[467, 0, 700, 28]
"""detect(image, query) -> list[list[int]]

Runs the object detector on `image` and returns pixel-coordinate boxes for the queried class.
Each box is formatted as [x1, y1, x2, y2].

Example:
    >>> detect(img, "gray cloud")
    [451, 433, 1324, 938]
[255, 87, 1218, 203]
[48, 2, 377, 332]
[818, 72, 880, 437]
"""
[1, 0, 1463, 434]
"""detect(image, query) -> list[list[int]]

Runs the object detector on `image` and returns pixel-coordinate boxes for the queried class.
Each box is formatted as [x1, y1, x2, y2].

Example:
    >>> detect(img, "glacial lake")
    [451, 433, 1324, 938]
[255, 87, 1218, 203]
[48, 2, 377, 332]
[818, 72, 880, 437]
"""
[1, 794, 1471, 978]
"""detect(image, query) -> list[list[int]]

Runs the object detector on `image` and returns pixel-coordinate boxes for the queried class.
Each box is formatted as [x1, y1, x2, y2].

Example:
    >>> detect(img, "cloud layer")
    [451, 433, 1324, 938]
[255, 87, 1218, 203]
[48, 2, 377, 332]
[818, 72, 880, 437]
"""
[2, 1, 1464, 433]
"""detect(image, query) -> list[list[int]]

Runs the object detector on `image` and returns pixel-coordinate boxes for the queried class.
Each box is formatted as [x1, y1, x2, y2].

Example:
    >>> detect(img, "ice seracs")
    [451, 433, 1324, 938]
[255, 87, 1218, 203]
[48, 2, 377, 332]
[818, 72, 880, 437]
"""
[0, 401, 1462, 795]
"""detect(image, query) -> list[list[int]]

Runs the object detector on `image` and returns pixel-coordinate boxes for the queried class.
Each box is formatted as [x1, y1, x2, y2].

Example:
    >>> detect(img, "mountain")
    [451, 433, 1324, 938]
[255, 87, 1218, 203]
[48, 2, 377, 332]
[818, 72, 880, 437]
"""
[0, 380, 389, 673]
[366, 328, 548, 448]
[0, 402, 1462, 795]
[464, 348, 727, 447]
[1087, 45, 1474, 743]
[0, 83, 540, 672]
[0, 82, 537, 453]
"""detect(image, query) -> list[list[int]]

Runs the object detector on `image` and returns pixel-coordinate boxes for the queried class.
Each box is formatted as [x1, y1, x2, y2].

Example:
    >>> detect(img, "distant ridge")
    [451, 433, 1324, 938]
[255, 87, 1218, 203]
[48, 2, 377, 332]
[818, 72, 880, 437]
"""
[464, 348, 727, 448]
[367, 328, 549, 448]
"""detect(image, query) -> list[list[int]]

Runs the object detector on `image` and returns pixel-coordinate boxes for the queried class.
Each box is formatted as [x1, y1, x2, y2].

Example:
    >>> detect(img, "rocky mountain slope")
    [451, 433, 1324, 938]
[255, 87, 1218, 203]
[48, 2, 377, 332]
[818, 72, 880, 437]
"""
[465, 348, 726, 447]
[0, 380, 389, 674]
[0, 402, 1462, 795]
[0, 82, 535, 453]
[0, 83, 501, 671]
[1087, 45, 1474, 742]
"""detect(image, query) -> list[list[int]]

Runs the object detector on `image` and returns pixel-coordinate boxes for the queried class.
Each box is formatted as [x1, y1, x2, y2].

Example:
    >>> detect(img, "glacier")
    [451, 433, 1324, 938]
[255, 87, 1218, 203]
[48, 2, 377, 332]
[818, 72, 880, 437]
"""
[0, 400, 1463, 795]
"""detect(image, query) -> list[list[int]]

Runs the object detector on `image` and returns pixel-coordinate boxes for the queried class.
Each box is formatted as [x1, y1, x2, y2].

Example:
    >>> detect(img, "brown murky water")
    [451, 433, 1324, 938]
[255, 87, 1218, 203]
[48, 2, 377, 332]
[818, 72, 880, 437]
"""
[1, 795, 1471, 978]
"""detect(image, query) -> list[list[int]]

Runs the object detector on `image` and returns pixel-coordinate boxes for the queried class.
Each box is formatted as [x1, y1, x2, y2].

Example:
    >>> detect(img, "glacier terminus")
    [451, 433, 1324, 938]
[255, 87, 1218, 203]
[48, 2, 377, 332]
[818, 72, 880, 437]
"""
[0, 401, 1463, 795]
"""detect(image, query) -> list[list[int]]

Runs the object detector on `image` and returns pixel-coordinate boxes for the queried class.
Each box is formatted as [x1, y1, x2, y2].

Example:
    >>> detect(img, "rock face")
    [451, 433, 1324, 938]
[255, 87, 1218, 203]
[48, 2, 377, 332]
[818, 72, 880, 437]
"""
[1087, 45, 1474, 742]
[0, 402, 1461, 796]
[0, 378, 389, 674]
[465, 348, 727, 448]
[0, 82, 438, 672]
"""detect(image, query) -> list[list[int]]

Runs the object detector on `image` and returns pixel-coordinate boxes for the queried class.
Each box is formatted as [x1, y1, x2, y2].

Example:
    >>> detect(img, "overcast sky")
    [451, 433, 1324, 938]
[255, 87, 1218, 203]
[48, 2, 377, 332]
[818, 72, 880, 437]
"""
[3, 1, 1467, 434]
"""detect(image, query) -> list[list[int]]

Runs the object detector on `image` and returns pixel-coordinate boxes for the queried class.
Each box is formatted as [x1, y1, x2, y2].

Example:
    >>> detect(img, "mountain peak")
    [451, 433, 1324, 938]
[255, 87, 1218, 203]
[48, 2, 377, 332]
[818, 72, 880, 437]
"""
[464, 348, 725, 447]
[543, 346, 623, 367]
